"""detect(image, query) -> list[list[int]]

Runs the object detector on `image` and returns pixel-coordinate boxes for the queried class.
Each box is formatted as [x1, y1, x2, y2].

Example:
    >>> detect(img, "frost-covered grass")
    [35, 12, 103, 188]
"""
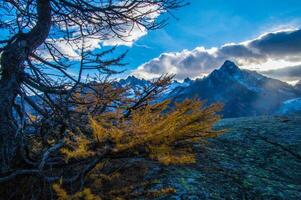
[157, 115, 301, 199]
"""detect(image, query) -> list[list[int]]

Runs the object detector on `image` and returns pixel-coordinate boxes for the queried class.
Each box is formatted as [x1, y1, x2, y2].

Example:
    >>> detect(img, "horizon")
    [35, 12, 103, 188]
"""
[121, 60, 301, 86]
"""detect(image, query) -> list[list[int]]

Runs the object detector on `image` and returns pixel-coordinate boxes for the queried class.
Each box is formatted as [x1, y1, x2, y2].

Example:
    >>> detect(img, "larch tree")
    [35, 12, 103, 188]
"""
[0, 1, 223, 199]
[0, 0, 186, 172]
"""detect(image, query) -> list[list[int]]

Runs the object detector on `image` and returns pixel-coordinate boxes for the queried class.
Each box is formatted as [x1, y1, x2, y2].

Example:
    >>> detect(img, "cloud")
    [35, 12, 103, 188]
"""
[101, 2, 161, 47]
[102, 24, 148, 47]
[132, 28, 301, 81]
[40, 36, 110, 60]
[249, 29, 301, 58]
[38, 3, 161, 61]
[261, 65, 301, 82]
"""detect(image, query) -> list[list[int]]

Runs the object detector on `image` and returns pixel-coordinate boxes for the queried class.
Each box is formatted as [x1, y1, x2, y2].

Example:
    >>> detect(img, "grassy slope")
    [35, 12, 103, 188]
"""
[157, 115, 301, 199]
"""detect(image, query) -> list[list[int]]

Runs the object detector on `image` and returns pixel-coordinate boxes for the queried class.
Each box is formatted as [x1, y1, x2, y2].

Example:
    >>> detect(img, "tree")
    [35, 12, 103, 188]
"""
[0, 1, 224, 199]
[0, 97, 222, 199]
[0, 0, 186, 171]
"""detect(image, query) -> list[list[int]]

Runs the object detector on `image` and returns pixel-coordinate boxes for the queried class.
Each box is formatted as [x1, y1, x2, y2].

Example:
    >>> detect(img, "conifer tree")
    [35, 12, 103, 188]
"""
[0, 0, 186, 171]
[0, 1, 224, 199]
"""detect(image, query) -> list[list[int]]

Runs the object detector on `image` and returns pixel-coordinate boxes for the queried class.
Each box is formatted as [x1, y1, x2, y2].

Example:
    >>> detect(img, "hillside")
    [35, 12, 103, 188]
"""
[278, 98, 301, 114]
[156, 115, 301, 199]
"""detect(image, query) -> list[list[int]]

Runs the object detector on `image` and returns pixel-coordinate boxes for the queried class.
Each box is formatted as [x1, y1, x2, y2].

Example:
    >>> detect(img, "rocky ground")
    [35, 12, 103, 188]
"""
[156, 115, 301, 199]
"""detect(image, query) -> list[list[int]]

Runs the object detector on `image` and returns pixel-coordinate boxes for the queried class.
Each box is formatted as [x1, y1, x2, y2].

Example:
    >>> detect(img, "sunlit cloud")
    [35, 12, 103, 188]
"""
[132, 28, 301, 82]
[38, 3, 161, 61]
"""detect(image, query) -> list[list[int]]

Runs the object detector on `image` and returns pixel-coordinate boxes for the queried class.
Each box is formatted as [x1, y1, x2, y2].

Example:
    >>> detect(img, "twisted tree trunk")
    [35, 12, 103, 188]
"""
[0, 0, 51, 172]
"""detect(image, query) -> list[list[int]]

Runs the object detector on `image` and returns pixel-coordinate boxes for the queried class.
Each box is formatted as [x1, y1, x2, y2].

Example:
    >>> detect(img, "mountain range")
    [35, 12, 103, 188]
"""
[120, 61, 301, 118]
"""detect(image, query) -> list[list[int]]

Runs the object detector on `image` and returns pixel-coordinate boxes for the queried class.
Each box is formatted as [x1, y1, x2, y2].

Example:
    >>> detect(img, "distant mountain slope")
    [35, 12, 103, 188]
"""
[21, 61, 300, 118]
[119, 75, 151, 89]
[169, 61, 300, 117]
[118, 75, 192, 101]
[295, 80, 301, 91]
[117, 76, 151, 97]
[277, 97, 301, 114]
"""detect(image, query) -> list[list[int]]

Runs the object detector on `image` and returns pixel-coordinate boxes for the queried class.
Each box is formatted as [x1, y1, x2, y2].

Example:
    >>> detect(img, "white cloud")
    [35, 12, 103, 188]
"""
[102, 2, 161, 47]
[132, 28, 301, 82]
[38, 2, 161, 61]
[102, 24, 148, 47]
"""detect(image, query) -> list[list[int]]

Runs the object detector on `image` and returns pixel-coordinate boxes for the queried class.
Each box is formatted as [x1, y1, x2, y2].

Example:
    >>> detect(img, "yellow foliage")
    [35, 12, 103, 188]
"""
[60, 131, 95, 161]
[53, 184, 69, 200]
[28, 113, 39, 123]
[90, 117, 107, 142]
[54, 99, 222, 199]
[53, 184, 101, 200]
[149, 145, 196, 165]
[90, 99, 222, 165]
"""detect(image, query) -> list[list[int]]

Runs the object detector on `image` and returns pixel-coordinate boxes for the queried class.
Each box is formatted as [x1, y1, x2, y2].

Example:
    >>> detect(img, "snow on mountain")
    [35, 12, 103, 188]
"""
[295, 80, 301, 91]
[118, 61, 300, 118]
[277, 97, 301, 114]
[118, 76, 151, 98]
[157, 78, 193, 101]
[168, 60, 299, 117]
[118, 75, 193, 101]
[23, 61, 300, 118]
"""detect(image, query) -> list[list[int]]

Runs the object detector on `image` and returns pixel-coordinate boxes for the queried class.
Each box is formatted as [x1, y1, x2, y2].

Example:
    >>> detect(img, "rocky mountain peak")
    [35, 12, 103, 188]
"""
[220, 60, 240, 74]
[183, 77, 193, 84]
[209, 60, 241, 81]
[119, 75, 150, 87]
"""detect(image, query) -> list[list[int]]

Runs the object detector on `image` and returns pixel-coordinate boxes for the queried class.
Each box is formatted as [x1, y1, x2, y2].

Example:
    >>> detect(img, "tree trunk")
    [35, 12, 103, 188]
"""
[0, 0, 51, 172]
[0, 54, 20, 171]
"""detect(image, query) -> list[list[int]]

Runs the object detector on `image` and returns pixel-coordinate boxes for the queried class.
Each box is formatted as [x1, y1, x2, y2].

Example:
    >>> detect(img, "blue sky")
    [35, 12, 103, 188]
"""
[1, 0, 301, 83]
[119, 0, 301, 81]
[125, 0, 301, 67]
